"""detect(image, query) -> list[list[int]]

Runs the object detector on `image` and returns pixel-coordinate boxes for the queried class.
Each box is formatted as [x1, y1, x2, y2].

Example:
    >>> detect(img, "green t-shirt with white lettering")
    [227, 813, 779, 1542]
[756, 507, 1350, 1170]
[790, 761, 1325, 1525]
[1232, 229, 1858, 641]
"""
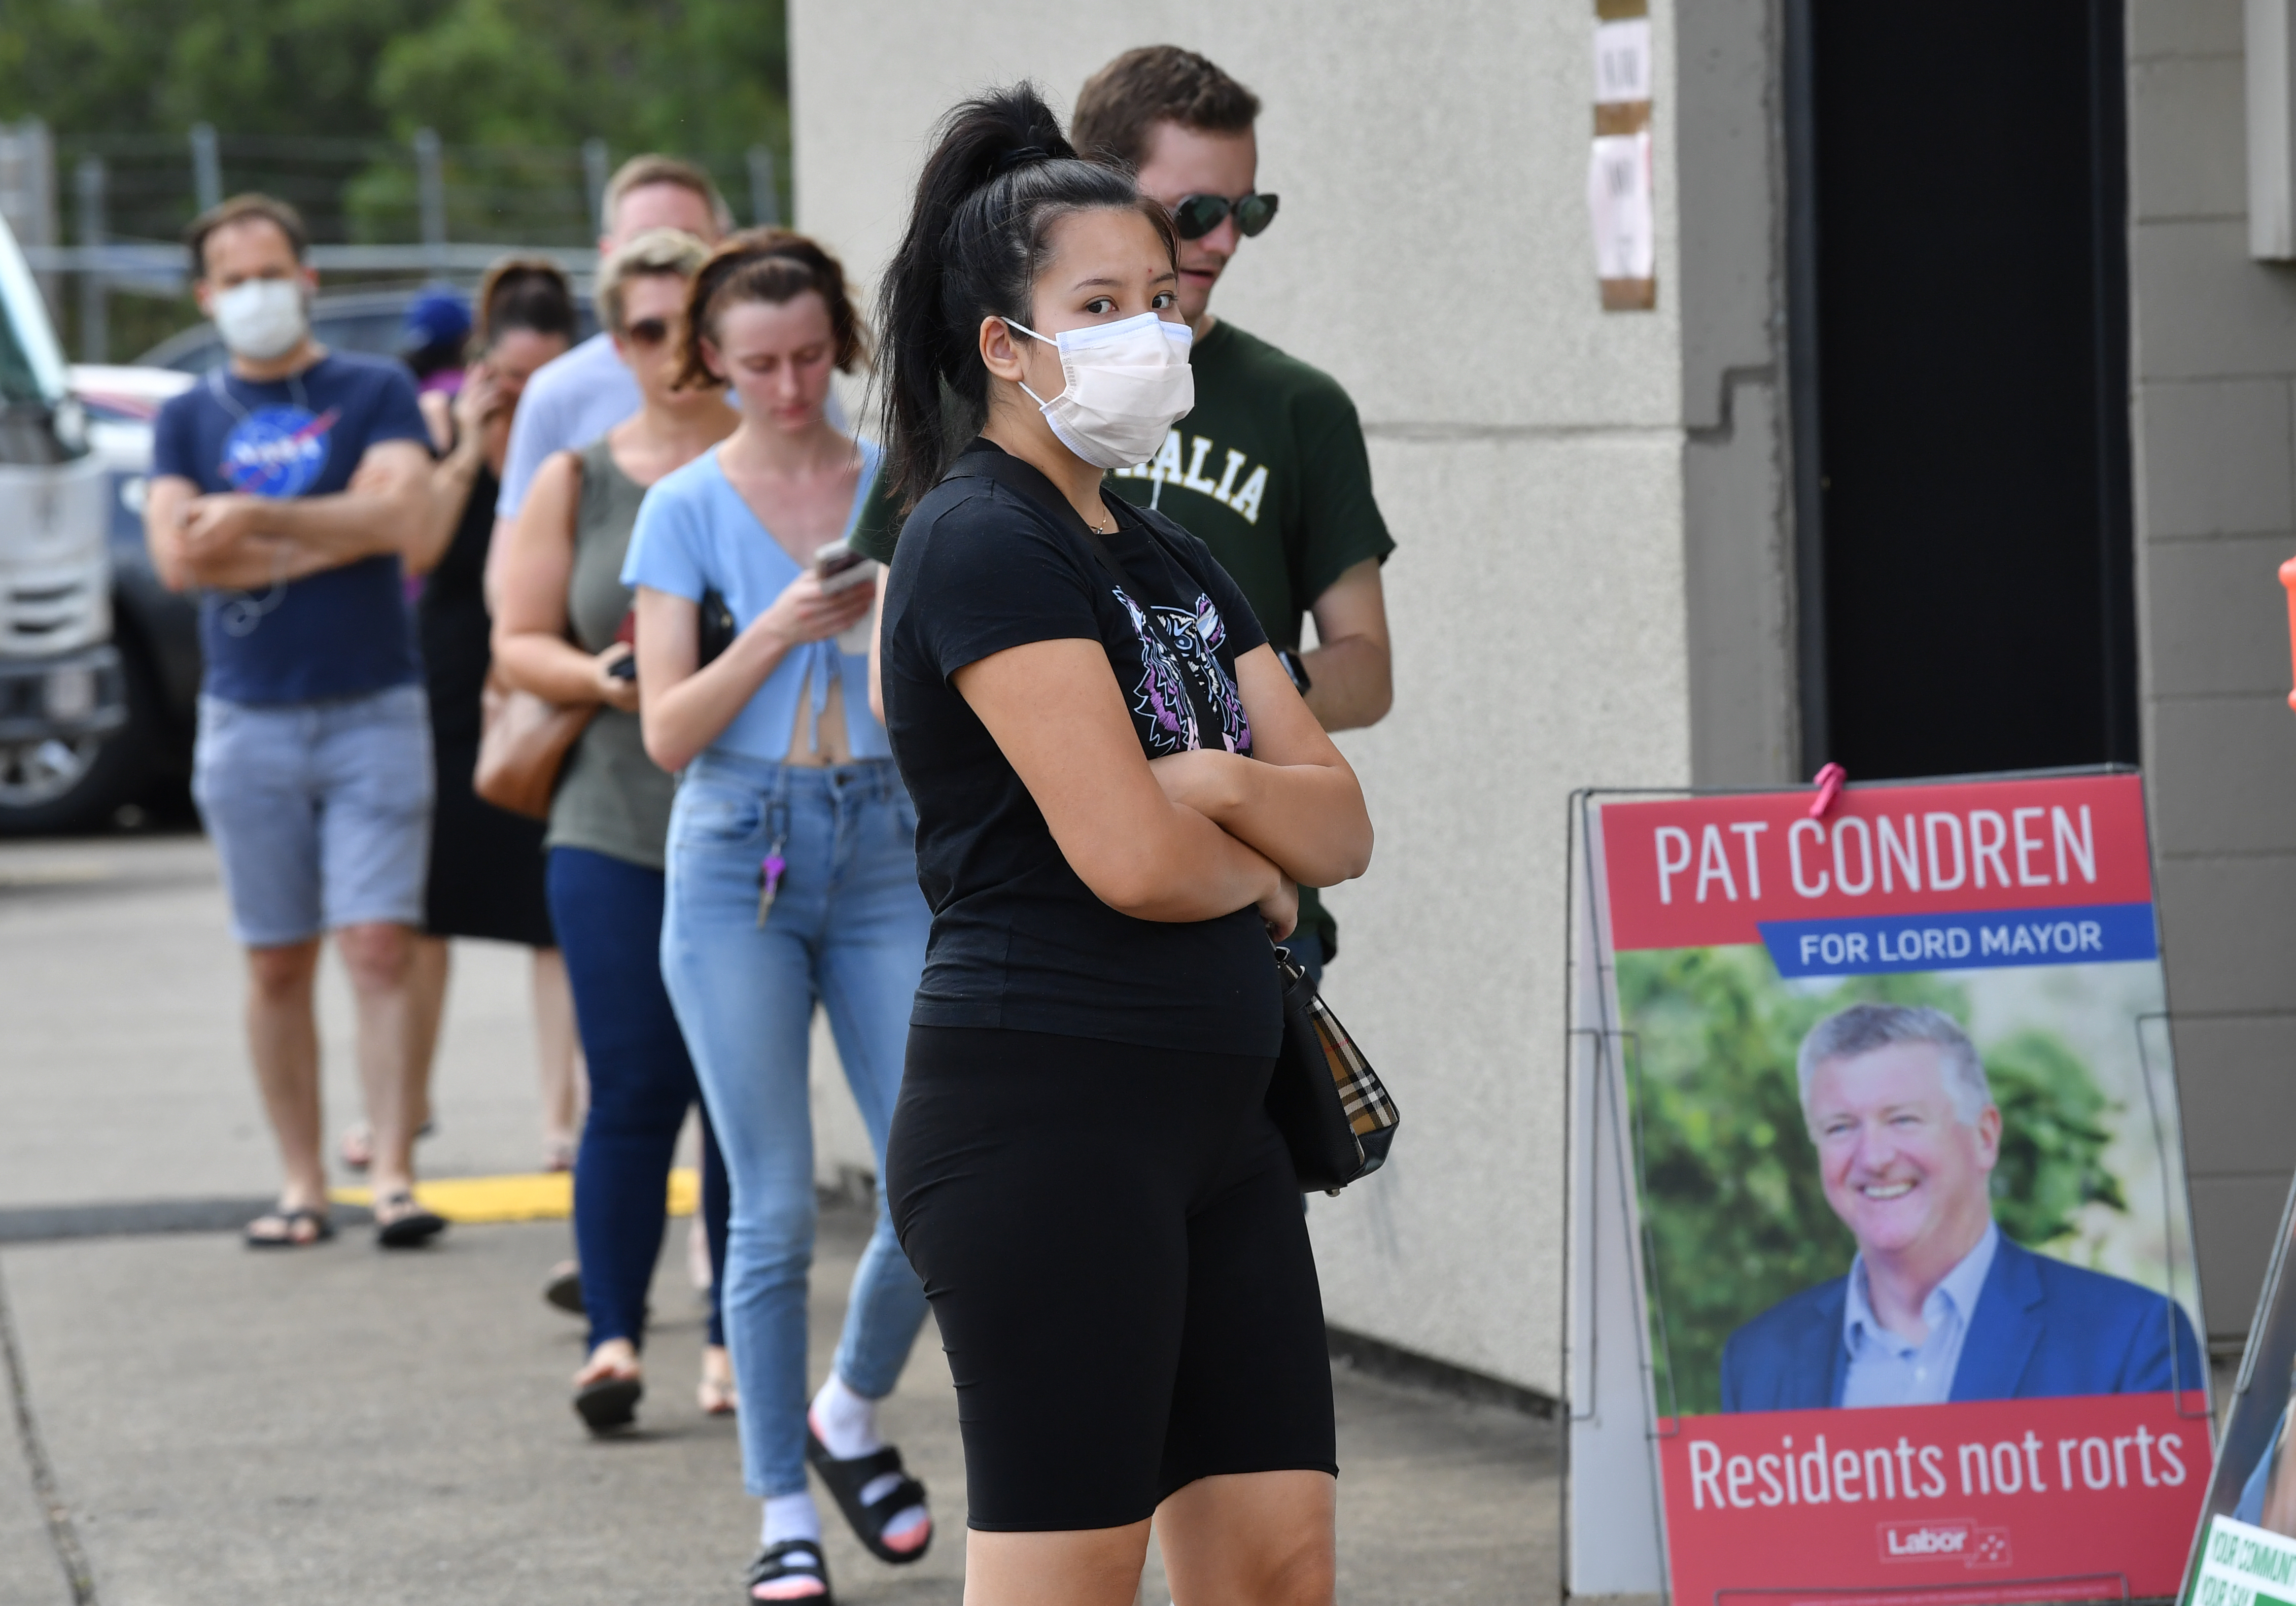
[853, 318, 1394, 959]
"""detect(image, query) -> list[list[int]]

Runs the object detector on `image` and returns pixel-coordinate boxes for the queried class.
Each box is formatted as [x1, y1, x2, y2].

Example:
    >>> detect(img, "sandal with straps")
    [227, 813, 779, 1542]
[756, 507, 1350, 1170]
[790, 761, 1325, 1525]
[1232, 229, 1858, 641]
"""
[745, 1537, 833, 1602]
[805, 1428, 932, 1564]
[373, 1189, 448, 1249]
[243, 1206, 334, 1249]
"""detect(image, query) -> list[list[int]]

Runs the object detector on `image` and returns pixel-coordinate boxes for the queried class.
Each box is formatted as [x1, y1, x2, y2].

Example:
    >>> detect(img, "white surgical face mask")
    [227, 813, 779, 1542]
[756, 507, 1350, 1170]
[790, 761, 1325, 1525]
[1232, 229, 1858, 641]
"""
[212, 278, 309, 361]
[1005, 311, 1194, 471]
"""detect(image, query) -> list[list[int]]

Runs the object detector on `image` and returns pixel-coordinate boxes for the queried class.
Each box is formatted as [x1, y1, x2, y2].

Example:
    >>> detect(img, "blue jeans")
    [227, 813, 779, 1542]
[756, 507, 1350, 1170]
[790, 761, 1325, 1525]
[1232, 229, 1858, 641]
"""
[661, 754, 932, 1499]
[546, 846, 729, 1354]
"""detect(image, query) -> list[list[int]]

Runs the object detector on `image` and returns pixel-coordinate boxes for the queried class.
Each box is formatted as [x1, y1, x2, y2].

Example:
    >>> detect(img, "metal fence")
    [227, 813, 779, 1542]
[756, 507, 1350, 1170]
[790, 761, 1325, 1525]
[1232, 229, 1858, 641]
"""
[0, 120, 785, 361]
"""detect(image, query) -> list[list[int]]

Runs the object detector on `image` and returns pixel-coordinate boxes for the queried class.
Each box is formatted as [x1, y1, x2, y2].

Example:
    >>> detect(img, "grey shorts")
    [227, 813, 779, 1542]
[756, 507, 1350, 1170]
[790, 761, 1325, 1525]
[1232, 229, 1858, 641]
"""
[191, 684, 435, 948]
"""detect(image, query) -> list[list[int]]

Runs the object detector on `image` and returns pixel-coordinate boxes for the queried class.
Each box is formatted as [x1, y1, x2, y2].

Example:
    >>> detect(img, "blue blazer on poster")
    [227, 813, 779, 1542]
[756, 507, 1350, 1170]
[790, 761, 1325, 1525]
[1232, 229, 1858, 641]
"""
[1718, 1236, 2204, 1413]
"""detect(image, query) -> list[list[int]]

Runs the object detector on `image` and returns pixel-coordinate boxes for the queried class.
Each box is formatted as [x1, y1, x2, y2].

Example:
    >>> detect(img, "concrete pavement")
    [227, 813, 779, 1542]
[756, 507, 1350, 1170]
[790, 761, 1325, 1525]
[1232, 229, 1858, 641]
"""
[0, 832, 1559, 1604]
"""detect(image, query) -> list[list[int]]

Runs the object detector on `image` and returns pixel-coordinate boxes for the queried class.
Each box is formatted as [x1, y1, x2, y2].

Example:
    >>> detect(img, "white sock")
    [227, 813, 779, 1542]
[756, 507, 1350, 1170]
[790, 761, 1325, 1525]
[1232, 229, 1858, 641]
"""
[808, 1373, 930, 1546]
[809, 1373, 882, 1459]
[761, 1491, 821, 1549]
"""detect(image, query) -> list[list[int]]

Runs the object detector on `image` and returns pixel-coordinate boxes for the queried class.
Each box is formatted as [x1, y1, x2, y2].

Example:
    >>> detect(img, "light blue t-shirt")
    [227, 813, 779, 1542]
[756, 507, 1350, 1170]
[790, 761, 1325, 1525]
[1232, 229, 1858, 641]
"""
[620, 440, 888, 763]
[1838, 1222, 2000, 1408]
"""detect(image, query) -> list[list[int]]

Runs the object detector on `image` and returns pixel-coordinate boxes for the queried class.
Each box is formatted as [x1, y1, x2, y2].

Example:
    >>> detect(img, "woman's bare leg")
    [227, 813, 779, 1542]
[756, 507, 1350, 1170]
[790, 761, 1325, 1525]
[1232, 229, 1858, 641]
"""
[1155, 1471, 1336, 1606]
[963, 1521, 1151, 1606]
[404, 934, 450, 1134]
[529, 946, 584, 1166]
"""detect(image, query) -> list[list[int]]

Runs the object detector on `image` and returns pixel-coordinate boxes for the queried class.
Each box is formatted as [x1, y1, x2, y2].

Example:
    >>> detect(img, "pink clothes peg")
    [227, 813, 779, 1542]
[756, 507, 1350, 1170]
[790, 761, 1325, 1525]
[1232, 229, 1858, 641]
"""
[1808, 762, 1846, 819]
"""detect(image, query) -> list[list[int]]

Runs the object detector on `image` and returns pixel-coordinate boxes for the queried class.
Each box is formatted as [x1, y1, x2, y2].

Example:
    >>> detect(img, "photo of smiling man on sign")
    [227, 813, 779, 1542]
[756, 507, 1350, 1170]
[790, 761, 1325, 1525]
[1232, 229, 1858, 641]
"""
[1721, 1002, 2202, 1413]
[1585, 772, 2213, 1606]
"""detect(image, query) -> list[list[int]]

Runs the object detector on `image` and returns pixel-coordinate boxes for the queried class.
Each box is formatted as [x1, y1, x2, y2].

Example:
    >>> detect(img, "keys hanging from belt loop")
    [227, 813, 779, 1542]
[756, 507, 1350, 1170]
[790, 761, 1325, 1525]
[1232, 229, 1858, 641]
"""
[756, 833, 789, 929]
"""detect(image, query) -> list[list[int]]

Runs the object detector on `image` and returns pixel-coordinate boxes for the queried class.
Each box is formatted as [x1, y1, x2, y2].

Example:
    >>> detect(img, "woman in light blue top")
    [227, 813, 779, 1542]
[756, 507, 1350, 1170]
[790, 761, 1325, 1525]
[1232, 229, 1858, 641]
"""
[622, 231, 933, 1605]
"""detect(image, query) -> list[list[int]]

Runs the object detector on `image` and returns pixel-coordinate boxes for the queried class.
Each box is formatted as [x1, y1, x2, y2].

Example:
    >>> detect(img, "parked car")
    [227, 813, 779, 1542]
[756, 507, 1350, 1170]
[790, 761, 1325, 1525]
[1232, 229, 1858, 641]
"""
[0, 213, 128, 834]
[67, 364, 198, 826]
[57, 287, 601, 830]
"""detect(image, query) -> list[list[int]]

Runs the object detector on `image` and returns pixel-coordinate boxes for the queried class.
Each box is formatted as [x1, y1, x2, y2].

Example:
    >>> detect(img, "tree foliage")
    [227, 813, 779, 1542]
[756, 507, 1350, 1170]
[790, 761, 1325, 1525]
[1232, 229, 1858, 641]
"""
[1616, 946, 2128, 1418]
[0, 0, 787, 156]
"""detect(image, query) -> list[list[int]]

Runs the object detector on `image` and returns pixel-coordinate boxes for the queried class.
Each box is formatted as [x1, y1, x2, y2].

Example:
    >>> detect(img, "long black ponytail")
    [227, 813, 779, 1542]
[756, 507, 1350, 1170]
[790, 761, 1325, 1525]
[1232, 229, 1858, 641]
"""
[875, 83, 1177, 512]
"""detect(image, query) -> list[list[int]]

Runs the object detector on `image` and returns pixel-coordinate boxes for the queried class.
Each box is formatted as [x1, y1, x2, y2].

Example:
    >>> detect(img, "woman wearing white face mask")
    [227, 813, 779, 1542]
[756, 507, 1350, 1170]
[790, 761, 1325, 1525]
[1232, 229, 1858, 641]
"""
[875, 87, 1374, 1606]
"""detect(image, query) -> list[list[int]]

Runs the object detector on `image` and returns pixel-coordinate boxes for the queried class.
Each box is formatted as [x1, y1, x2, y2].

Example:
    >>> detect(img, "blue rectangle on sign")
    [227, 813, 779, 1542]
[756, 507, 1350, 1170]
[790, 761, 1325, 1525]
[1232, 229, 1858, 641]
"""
[1757, 902, 2158, 978]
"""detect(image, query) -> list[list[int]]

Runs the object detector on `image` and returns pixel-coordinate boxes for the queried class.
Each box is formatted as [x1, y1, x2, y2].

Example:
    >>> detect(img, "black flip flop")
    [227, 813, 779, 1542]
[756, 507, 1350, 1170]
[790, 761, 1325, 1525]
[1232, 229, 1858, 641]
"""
[745, 1538, 833, 1602]
[373, 1191, 448, 1249]
[805, 1427, 932, 1565]
[243, 1207, 334, 1249]
[574, 1373, 643, 1434]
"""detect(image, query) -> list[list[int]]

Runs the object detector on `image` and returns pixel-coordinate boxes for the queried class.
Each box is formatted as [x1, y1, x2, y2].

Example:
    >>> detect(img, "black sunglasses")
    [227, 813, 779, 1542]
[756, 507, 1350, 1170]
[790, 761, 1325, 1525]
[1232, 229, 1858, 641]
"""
[1170, 191, 1279, 241]
[622, 315, 679, 347]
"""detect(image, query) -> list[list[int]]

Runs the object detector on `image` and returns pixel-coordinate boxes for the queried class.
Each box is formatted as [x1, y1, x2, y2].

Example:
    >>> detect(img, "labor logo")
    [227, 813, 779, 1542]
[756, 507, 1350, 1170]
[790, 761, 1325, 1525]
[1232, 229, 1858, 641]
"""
[218, 405, 339, 499]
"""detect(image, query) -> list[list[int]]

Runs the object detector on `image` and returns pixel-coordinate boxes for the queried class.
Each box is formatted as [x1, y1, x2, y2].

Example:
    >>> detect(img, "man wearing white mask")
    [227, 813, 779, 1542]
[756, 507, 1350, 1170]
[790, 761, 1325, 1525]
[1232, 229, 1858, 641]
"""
[146, 193, 445, 1252]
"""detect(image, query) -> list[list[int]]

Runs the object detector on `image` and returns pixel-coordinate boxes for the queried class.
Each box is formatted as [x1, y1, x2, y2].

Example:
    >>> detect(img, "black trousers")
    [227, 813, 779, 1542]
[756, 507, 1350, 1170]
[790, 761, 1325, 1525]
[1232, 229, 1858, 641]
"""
[886, 1024, 1336, 1531]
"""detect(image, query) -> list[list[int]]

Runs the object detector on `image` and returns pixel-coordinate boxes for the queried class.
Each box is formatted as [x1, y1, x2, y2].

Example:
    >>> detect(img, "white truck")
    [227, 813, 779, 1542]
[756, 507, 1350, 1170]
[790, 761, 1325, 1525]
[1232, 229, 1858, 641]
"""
[0, 211, 123, 830]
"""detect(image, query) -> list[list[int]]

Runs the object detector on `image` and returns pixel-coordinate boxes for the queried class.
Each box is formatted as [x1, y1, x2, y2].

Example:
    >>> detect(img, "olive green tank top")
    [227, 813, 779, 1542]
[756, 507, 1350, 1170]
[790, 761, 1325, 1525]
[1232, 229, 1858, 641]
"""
[544, 439, 677, 871]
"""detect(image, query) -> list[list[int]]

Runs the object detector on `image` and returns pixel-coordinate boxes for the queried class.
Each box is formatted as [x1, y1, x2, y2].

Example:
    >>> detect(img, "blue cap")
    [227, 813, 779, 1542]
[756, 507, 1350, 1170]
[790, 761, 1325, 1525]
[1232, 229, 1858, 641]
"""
[399, 284, 472, 352]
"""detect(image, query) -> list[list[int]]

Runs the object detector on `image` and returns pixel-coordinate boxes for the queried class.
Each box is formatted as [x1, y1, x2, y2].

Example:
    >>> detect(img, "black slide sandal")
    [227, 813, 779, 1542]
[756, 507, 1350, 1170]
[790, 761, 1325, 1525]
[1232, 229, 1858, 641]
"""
[574, 1374, 642, 1434]
[805, 1428, 931, 1564]
[745, 1538, 832, 1602]
[373, 1191, 447, 1249]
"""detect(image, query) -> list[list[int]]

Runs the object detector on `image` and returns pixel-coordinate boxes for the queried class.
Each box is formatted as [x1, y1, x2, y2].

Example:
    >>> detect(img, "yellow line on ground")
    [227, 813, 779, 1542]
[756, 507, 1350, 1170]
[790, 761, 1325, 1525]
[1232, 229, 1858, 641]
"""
[332, 1168, 698, 1224]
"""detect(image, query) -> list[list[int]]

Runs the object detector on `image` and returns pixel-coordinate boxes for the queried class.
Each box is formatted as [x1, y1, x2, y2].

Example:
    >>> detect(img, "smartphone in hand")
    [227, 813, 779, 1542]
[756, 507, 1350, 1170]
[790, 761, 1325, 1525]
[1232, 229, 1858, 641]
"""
[813, 538, 877, 595]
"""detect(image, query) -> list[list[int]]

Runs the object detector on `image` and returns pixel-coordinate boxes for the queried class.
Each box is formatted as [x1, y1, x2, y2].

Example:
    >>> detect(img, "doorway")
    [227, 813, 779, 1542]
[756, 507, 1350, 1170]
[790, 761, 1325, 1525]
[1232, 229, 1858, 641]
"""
[1788, 0, 2138, 779]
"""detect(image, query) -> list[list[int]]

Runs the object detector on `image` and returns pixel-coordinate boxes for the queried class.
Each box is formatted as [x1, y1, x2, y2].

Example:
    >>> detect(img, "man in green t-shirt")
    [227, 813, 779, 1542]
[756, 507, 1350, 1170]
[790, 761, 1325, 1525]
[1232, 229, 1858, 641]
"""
[858, 46, 1394, 980]
[1076, 45, 1395, 979]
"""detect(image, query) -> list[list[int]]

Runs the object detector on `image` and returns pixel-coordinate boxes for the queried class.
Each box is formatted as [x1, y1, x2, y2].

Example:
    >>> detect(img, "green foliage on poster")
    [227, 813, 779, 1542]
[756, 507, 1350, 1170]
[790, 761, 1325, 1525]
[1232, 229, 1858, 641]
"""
[1617, 945, 2126, 1418]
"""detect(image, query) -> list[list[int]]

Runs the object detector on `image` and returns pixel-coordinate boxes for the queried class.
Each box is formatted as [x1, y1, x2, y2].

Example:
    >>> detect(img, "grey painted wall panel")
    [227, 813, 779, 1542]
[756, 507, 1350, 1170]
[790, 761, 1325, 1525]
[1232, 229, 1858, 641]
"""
[2193, 1175, 2296, 1334]
[2129, 56, 2248, 222]
[2130, 0, 2244, 62]
[2172, 1014, 2296, 1175]
[2153, 855, 2296, 1013]
[2132, 221, 2296, 379]
[2142, 535, 2296, 695]
[2147, 696, 2296, 850]
[2134, 379, 2292, 536]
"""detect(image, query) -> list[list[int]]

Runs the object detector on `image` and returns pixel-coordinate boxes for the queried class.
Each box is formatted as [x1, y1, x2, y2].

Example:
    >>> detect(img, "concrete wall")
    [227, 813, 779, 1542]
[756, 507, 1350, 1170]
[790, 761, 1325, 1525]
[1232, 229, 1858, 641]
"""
[2126, 0, 2296, 1340]
[785, 0, 1803, 1395]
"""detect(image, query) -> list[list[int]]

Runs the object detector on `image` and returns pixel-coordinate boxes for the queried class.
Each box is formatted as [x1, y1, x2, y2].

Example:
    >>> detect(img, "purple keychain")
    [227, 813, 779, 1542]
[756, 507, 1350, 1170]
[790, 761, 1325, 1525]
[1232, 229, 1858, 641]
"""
[756, 833, 788, 928]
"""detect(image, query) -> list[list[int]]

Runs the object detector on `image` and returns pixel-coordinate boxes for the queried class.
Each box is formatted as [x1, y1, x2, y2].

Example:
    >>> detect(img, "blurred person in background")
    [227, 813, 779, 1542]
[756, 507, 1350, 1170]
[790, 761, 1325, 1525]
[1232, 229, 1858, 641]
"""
[492, 229, 739, 1431]
[492, 154, 732, 1308]
[145, 194, 446, 1251]
[395, 259, 585, 1175]
[623, 231, 932, 1603]
[494, 156, 731, 541]
[399, 283, 473, 400]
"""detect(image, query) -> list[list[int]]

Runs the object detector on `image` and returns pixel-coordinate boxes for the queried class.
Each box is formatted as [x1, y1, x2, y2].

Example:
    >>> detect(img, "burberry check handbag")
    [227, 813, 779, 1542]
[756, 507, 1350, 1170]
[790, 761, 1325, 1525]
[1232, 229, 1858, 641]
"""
[1264, 946, 1399, 1194]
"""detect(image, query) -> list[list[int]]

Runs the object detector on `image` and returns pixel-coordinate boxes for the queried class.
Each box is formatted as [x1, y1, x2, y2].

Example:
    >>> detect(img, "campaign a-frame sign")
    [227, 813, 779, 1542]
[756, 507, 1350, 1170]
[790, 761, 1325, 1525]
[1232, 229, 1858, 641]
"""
[1566, 772, 2211, 1604]
[2178, 1173, 2296, 1606]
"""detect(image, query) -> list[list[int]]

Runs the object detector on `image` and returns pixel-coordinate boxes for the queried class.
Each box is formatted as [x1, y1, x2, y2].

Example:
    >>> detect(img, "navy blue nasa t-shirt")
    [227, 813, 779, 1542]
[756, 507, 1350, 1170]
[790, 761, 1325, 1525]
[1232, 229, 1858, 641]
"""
[150, 352, 429, 705]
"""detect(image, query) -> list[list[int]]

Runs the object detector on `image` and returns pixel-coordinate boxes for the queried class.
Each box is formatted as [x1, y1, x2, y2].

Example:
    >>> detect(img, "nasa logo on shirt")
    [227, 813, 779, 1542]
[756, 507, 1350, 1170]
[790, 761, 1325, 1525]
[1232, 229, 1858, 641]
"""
[218, 405, 339, 498]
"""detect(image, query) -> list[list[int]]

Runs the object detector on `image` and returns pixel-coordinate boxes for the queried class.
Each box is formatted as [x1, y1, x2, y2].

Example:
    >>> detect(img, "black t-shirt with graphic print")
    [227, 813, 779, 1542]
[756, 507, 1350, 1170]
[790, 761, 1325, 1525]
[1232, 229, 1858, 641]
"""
[881, 440, 1282, 1058]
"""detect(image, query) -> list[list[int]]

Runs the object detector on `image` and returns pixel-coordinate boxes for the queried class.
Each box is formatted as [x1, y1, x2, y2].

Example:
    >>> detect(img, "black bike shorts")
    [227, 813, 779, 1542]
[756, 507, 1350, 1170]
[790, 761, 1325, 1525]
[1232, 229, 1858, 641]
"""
[886, 1025, 1337, 1531]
